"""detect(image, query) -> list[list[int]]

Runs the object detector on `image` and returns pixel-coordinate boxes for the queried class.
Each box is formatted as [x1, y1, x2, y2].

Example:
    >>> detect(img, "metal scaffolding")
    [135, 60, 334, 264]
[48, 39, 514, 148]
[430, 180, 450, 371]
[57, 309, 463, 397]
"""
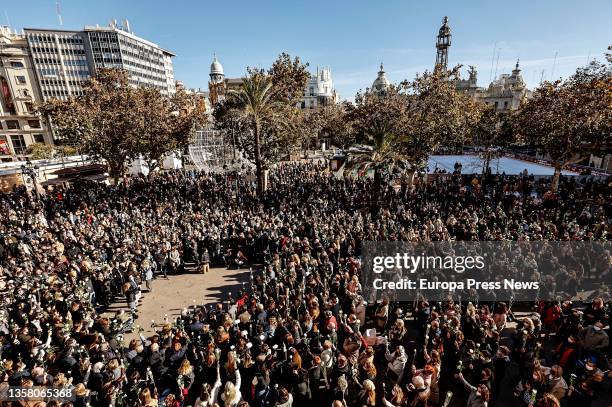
[188, 125, 231, 171]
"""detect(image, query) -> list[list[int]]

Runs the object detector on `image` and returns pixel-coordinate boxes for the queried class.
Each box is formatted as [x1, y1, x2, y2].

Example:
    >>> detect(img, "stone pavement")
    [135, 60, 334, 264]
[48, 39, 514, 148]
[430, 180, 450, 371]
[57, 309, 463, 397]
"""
[103, 266, 249, 342]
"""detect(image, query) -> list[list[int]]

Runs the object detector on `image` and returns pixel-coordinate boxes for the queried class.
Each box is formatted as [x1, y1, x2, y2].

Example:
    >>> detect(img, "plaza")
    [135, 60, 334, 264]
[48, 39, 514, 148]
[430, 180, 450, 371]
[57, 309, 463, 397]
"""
[0, 2, 610, 407]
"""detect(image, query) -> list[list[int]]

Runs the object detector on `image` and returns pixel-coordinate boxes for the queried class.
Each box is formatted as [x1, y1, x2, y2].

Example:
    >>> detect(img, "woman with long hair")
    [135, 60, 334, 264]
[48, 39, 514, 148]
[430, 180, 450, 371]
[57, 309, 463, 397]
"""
[457, 372, 490, 407]
[177, 358, 195, 400]
[383, 384, 408, 407]
[358, 379, 376, 407]
[139, 387, 158, 407]
[211, 359, 242, 407]
[194, 383, 213, 407]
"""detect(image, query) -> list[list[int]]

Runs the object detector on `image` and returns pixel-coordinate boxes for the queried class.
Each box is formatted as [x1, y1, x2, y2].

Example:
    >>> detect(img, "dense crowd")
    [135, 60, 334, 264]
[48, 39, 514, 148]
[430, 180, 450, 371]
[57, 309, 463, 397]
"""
[0, 162, 610, 407]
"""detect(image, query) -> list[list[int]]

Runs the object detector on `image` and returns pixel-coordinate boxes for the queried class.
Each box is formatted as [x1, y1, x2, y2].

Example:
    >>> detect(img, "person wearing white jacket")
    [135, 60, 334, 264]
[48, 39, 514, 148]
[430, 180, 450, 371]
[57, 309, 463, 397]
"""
[386, 344, 408, 383]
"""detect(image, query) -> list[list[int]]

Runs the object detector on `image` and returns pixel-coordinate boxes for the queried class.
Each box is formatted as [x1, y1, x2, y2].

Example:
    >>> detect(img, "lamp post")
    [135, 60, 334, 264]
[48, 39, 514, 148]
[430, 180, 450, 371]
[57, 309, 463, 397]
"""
[20, 158, 40, 199]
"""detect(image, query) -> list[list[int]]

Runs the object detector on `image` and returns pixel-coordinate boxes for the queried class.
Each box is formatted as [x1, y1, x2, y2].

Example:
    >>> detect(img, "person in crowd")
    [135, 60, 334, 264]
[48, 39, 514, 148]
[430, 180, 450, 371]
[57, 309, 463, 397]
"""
[0, 163, 609, 407]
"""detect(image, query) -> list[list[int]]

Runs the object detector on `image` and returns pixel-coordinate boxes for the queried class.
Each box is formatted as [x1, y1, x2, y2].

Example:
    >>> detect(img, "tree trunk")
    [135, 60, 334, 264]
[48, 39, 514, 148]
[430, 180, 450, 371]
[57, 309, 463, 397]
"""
[108, 160, 124, 186]
[551, 164, 562, 193]
[254, 120, 264, 196]
[482, 152, 491, 175]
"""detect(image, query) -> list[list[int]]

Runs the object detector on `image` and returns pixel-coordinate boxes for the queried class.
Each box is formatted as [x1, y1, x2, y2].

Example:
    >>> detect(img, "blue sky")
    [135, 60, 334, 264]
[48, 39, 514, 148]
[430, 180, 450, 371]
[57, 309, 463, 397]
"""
[3, 1, 611, 100]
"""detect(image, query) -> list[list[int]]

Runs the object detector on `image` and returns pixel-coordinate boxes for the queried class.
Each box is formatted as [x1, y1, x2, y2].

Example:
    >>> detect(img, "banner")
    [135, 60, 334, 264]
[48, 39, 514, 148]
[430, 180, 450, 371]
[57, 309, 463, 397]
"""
[361, 241, 611, 302]
[0, 137, 10, 155]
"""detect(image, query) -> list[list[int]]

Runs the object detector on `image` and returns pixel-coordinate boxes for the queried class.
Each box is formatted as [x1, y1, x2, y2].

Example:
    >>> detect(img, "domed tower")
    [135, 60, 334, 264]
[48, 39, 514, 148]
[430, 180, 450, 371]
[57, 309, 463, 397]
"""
[435, 16, 452, 71]
[208, 55, 226, 105]
[371, 63, 390, 96]
[510, 59, 525, 89]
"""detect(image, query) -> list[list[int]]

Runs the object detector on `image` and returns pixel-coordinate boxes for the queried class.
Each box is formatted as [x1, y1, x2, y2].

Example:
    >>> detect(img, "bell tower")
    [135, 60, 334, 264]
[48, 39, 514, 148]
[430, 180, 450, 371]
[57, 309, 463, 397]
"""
[435, 16, 452, 71]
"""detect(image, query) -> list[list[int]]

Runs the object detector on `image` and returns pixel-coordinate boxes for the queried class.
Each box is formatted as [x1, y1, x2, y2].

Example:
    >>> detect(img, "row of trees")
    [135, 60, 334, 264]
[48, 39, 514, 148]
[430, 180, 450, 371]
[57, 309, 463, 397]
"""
[514, 57, 611, 190]
[39, 49, 610, 192]
[215, 62, 503, 193]
[217, 49, 610, 194]
[39, 69, 207, 184]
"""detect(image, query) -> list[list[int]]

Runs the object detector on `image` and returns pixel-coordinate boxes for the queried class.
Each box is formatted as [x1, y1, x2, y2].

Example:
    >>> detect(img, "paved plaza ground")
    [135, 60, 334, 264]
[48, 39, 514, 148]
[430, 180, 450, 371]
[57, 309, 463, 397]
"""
[104, 267, 249, 342]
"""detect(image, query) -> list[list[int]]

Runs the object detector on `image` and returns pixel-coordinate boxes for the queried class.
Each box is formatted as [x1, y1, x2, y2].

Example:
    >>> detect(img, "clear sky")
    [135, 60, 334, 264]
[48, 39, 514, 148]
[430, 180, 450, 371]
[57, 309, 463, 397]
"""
[3, 1, 611, 100]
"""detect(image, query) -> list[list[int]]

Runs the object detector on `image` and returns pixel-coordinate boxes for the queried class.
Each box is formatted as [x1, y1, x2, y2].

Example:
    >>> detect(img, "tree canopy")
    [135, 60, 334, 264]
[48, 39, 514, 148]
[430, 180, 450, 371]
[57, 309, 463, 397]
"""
[39, 69, 206, 183]
[513, 57, 611, 190]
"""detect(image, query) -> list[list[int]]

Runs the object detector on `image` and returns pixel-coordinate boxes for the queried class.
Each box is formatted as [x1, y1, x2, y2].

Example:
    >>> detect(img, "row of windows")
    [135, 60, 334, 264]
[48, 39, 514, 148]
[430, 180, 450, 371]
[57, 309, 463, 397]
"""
[35, 58, 61, 65]
[123, 60, 164, 75]
[61, 49, 87, 56]
[118, 38, 163, 56]
[34, 56, 88, 65]
[94, 57, 122, 65]
[129, 71, 165, 82]
[91, 47, 121, 53]
[40, 68, 89, 77]
[0, 120, 40, 130]
[40, 78, 85, 87]
[39, 68, 60, 76]
[29, 35, 83, 44]
[43, 89, 69, 97]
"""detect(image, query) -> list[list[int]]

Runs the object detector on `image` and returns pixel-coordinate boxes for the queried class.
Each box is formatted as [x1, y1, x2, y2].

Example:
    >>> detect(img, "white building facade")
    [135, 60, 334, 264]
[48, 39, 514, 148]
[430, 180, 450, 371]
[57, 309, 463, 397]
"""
[25, 20, 176, 104]
[24, 28, 91, 101]
[301, 67, 339, 109]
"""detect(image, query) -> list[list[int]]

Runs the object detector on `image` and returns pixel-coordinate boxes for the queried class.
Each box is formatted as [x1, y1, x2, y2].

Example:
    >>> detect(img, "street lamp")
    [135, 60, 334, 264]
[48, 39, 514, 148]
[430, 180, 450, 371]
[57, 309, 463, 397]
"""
[20, 158, 40, 199]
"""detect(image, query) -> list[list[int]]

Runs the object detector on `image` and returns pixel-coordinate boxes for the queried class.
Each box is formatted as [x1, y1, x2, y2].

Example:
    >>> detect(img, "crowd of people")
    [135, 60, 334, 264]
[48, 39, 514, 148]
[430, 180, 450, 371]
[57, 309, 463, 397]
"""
[0, 162, 610, 407]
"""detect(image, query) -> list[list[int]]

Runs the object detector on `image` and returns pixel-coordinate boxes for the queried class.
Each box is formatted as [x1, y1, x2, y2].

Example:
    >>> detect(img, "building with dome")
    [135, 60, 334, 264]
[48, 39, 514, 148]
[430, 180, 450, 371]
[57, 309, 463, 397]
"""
[455, 60, 531, 112]
[432, 17, 530, 111]
[371, 63, 391, 96]
[207, 55, 245, 106]
[208, 55, 226, 105]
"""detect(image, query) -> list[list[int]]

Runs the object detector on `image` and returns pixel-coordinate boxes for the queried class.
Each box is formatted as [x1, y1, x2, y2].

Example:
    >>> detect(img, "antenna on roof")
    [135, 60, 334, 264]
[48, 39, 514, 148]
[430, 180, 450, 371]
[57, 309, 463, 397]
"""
[550, 51, 558, 81]
[493, 48, 501, 80]
[489, 41, 497, 83]
[539, 69, 545, 85]
[56, 1, 63, 26]
[4, 11, 10, 27]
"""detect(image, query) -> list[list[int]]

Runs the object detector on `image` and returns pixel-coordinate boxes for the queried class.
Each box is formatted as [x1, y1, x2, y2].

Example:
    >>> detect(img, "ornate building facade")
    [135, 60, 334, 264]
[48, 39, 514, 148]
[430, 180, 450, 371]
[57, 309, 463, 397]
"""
[0, 26, 53, 160]
[434, 17, 531, 111]
[301, 67, 339, 109]
[456, 60, 531, 111]
[371, 63, 391, 96]
[208, 55, 225, 105]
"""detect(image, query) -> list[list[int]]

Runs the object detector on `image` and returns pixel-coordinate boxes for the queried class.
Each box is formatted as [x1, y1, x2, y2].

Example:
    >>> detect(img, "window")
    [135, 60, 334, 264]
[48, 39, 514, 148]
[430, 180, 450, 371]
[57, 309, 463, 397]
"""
[6, 120, 20, 130]
[494, 101, 499, 109]
[10, 135, 26, 154]
[16, 76, 26, 84]
[10, 61, 25, 68]
[28, 120, 41, 128]
[33, 134, 45, 143]
[504, 101, 509, 109]
[25, 103, 35, 113]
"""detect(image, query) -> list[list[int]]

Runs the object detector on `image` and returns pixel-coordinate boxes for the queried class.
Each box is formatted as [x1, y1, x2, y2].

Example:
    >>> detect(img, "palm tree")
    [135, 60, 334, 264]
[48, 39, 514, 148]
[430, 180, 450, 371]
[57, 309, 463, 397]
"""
[230, 73, 274, 196]
[345, 123, 409, 179]
[344, 88, 410, 196]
